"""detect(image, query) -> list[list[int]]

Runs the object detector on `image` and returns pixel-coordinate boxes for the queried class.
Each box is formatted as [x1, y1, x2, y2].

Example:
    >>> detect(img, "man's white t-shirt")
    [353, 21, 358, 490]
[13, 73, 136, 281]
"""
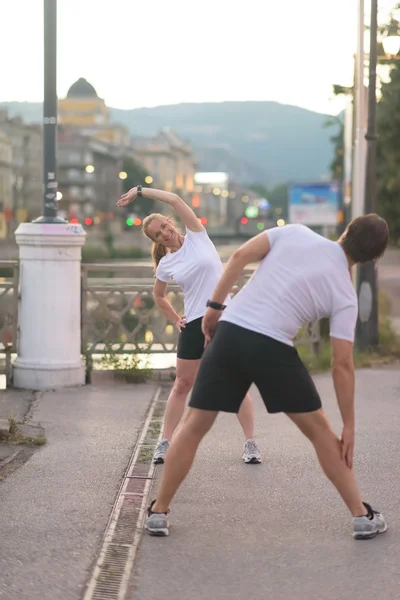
[220, 224, 358, 345]
[156, 228, 230, 324]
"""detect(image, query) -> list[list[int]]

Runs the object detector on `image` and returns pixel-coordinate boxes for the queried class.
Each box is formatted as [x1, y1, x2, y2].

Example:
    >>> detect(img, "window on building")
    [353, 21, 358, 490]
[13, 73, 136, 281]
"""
[67, 169, 81, 180]
[69, 186, 81, 199]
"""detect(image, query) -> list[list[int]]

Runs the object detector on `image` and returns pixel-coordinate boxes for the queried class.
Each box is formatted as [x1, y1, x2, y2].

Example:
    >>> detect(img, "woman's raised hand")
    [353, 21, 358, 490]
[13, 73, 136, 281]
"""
[117, 187, 138, 207]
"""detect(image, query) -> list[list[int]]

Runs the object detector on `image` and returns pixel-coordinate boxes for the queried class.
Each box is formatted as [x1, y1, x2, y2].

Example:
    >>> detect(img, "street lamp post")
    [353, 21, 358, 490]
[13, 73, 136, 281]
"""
[355, 0, 379, 350]
[34, 0, 66, 224]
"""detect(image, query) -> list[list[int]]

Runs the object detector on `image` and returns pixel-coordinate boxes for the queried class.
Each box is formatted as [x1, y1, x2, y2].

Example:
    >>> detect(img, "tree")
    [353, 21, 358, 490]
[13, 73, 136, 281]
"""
[377, 56, 400, 239]
[324, 116, 344, 181]
[121, 156, 155, 216]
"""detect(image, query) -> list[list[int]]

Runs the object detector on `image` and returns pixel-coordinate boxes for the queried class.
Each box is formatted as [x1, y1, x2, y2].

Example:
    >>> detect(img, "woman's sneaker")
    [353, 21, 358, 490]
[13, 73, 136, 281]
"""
[242, 439, 262, 464]
[153, 439, 169, 464]
[352, 502, 388, 539]
[145, 500, 169, 536]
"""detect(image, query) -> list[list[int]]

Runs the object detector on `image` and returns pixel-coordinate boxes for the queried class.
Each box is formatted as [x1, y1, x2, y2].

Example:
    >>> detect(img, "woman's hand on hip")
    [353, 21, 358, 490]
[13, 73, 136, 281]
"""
[174, 315, 187, 332]
[117, 187, 138, 207]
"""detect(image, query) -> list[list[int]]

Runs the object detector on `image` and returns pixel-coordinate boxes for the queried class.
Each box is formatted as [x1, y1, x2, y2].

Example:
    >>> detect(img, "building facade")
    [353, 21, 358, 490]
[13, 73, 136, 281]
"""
[132, 129, 196, 199]
[0, 110, 42, 222]
[57, 127, 123, 221]
[0, 130, 13, 237]
[59, 78, 131, 150]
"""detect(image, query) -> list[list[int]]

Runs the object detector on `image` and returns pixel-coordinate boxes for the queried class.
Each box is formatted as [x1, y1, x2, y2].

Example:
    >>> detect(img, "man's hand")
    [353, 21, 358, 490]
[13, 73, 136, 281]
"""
[202, 308, 222, 345]
[340, 425, 355, 469]
[117, 187, 138, 207]
[174, 315, 187, 332]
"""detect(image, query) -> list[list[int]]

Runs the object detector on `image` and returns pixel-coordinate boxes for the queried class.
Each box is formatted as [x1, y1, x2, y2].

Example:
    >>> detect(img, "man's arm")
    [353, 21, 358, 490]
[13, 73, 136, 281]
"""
[331, 337, 355, 468]
[210, 232, 271, 304]
[202, 232, 271, 341]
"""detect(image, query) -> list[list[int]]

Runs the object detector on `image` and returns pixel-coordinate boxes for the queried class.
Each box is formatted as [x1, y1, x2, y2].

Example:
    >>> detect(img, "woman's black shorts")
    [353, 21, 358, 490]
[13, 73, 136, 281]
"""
[177, 317, 205, 361]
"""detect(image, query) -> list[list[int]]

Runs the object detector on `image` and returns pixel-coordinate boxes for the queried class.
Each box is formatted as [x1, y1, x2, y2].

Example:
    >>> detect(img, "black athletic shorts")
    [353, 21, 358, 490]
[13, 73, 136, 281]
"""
[189, 321, 322, 414]
[177, 317, 205, 360]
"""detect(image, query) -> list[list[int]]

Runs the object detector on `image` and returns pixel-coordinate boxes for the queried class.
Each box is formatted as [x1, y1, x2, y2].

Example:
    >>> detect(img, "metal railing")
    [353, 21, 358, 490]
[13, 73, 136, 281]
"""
[0, 261, 19, 386]
[81, 263, 320, 363]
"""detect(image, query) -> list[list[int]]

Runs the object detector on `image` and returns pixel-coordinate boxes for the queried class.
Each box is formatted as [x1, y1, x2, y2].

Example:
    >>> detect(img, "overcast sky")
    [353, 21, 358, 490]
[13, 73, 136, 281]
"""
[1, 0, 397, 115]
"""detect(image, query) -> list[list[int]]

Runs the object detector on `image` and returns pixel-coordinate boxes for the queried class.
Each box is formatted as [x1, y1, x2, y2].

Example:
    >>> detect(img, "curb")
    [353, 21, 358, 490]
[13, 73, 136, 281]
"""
[82, 385, 166, 600]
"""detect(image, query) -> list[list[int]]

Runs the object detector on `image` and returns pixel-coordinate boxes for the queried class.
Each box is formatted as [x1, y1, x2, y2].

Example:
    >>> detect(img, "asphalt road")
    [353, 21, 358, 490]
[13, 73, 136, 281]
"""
[131, 368, 400, 600]
[0, 382, 157, 600]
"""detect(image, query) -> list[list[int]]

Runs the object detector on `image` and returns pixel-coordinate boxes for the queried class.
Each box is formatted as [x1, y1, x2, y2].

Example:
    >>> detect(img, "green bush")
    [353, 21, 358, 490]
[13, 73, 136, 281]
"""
[82, 245, 109, 262]
[82, 244, 147, 262]
[101, 345, 152, 383]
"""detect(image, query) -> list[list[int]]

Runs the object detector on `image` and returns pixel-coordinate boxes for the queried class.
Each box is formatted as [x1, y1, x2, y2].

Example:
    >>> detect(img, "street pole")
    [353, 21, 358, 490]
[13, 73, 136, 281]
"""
[34, 0, 66, 224]
[352, 0, 366, 222]
[355, 0, 379, 350]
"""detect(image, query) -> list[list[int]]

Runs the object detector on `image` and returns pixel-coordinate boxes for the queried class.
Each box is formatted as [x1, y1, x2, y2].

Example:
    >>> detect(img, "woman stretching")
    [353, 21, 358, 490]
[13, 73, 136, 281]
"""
[117, 185, 261, 465]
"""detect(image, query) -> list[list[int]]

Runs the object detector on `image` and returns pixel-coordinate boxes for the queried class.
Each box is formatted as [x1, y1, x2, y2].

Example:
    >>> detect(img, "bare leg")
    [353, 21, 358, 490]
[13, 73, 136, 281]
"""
[287, 409, 367, 517]
[152, 408, 218, 513]
[162, 359, 200, 441]
[236, 392, 254, 439]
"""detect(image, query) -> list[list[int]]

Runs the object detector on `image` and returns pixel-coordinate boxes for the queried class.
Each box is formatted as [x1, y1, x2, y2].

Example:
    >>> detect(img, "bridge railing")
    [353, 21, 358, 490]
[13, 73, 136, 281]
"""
[0, 261, 19, 386]
[81, 263, 320, 363]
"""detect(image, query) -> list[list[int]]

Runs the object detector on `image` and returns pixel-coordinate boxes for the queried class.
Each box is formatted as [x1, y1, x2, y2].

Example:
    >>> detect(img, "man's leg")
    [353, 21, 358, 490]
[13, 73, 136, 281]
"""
[152, 407, 218, 514]
[287, 409, 366, 516]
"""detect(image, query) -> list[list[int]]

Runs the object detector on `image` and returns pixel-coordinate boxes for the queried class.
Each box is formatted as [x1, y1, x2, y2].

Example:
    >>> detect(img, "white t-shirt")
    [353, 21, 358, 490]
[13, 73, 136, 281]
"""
[220, 224, 358, 345]
[156, 228, 230, 323]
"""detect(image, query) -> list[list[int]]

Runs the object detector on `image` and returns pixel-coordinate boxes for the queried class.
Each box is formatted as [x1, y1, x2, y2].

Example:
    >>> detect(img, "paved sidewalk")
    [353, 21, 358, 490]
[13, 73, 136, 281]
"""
[0, 381, 158, 600]
[132, 367, 400, 600]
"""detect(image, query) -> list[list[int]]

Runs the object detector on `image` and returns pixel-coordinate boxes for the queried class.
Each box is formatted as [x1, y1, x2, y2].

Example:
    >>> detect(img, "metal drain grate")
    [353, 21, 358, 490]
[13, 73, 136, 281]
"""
[83, 387, 162, 600]
[91, 545, 130, 600]
[112, 496, 142, 545]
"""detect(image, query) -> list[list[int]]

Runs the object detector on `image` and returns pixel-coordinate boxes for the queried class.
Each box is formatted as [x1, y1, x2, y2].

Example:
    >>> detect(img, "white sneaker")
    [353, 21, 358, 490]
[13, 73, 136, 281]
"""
[352, 502, 388, 539]
[242, 439, 262, 464]
[153, 439, 169, 464]
[145, 500, 170, 536]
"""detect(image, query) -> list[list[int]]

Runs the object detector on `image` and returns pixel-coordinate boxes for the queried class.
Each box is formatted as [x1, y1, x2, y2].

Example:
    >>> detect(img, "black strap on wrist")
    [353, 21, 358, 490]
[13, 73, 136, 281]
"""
[206, 299, 226, 311]
[137, 184, 143, 197]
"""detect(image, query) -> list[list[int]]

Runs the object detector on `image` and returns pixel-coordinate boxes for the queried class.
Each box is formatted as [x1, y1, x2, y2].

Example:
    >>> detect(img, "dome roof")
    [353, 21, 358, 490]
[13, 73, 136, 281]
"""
[67, 78, 98, 98]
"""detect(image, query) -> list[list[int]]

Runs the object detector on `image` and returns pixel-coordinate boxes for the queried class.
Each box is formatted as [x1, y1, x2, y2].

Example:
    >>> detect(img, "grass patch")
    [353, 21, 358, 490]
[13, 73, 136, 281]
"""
[1, 419, 47, 446]
[101, 347, 152, 383]
[152, 404, 166, 420]
[137, 446, 154, 464]
[298, 291, 400, 374]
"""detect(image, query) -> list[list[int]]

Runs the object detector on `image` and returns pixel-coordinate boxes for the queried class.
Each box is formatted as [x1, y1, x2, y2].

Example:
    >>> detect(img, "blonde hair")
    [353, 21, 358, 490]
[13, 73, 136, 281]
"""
[142, 213, 178, 273]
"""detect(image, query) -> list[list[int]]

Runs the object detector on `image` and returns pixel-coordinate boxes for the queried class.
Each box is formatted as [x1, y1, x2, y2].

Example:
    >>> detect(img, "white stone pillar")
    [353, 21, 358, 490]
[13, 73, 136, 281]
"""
[13, 222, 86, 390]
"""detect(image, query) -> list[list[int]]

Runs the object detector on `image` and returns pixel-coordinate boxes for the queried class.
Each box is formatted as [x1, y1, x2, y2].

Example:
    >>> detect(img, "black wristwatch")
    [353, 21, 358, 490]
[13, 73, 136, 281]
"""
[137, 184, 143, 197]
[206, 300, 226, 311]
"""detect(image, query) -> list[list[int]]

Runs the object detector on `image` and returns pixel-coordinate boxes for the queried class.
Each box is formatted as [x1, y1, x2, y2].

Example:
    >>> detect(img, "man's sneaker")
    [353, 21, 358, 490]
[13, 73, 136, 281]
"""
[242, 439, 262, 464]
[352, 502, 388, 540]
[145, 500, 169, 536]
[153, 439, 169, 464]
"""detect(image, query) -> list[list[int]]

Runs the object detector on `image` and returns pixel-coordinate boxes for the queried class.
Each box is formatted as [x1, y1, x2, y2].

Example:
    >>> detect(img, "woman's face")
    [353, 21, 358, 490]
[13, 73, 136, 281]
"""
[145, 217, 178, 248]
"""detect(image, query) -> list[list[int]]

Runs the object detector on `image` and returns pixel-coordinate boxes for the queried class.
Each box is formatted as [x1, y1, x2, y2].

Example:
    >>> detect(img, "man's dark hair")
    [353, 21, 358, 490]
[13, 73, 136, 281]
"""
[341, 213, 389, 263]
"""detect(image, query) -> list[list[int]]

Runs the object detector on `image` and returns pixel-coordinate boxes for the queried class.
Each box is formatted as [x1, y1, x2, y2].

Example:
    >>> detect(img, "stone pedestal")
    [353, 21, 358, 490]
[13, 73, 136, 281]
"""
[13, 223, 86, 390]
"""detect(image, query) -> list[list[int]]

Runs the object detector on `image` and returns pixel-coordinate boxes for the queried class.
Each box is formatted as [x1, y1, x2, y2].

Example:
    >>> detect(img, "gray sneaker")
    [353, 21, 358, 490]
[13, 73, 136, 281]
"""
[145, 501, 169, 536]
[153, 439, 169, 464]
[242, 439, 262, 464]
[353, 502, 388, 540]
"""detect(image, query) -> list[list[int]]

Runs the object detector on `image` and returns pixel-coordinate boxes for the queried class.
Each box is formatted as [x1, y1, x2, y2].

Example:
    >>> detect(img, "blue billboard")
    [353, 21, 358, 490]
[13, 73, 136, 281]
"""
[288, 182, 340, 226]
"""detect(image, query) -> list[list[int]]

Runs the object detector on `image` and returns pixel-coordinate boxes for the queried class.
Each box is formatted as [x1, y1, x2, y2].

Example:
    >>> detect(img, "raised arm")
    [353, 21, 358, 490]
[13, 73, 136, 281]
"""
[202, 232, 271, 341]
[117, 186, 203, 232]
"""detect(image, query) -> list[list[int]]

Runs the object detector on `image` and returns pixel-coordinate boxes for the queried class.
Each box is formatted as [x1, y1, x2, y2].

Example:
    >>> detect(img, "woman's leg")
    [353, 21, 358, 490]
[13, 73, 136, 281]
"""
[153, 358, 200, 463]
[236, 392, 262, 463]
[236, 392, 255, 439]
[162, 358, 200, 440]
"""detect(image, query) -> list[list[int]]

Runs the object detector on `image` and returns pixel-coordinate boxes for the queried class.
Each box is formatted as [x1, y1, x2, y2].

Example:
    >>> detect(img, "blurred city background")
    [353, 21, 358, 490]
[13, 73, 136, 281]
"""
[0, 0, 400, 378]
